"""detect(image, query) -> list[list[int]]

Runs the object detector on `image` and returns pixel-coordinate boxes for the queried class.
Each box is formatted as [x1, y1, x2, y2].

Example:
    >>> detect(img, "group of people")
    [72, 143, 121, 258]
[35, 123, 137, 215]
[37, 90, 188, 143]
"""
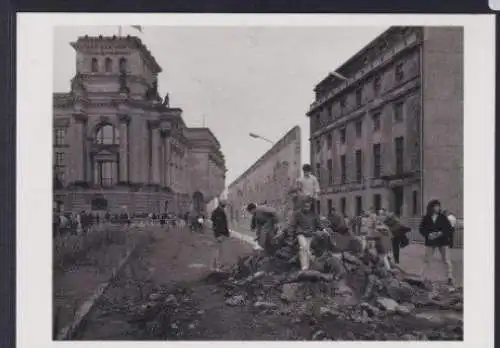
[52, 210, 117, 236]
[210, 163, 458, 285]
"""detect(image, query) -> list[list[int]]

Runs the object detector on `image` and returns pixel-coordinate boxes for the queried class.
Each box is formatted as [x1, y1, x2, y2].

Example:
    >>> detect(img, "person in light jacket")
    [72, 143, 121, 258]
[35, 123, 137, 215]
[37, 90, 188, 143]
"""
[419, 199, 454, 284]
[295, 164, 320, 212]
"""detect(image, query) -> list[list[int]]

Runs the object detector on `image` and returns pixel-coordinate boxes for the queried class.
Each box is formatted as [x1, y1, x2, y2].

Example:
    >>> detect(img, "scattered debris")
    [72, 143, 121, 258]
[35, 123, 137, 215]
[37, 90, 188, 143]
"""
[119, 228, 463, 340]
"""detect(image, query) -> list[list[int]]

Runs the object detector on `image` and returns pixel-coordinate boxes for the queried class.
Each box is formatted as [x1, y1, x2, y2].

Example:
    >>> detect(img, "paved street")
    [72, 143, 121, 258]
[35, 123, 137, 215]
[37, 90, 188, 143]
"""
[399, 244, 463, 286]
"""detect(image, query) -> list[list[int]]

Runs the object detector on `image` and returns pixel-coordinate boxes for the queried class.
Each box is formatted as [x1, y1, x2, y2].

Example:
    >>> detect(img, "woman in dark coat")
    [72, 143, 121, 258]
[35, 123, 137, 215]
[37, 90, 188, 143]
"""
[418, 199, 454, 284]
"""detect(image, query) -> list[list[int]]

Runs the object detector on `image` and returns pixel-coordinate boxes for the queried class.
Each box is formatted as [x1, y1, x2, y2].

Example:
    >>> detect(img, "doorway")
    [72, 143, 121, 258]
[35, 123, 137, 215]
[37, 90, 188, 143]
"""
[392, 186, 404, 216]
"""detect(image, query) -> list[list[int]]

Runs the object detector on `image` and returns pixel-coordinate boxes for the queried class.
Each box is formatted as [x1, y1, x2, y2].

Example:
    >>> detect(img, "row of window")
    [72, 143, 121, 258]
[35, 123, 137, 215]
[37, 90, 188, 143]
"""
[90, 57, 128, 74]
[314, 100, 404, 152]
[54, 125, 120, 147]
[314, 136, 405, 185]
[314, 61, 405, 128]
[321, 189, 418, 217]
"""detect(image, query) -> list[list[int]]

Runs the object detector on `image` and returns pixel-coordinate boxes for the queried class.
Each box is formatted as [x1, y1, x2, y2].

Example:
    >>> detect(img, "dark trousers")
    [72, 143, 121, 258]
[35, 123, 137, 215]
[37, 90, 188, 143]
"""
[391, 237, 400, 264]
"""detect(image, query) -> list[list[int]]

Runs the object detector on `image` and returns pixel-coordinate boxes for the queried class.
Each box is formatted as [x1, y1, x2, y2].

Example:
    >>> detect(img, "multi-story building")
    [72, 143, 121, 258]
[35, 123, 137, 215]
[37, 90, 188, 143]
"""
[227, 126, 301, 231]
[307, 27, 463, 222]
[53, 35, 226, 214]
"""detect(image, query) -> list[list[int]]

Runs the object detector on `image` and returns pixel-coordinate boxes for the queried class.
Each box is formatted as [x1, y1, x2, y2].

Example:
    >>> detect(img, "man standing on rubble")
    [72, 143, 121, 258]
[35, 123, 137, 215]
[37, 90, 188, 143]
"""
[246, 202, 279, 253]
[296, 164, 320, 212]
[288, 196, 323, 270]
[210, 199, 230, 272]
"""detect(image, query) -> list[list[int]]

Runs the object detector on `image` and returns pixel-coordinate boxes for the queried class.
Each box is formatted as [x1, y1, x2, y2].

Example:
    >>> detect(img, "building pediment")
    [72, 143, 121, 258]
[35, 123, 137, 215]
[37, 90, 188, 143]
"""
[93, 148, 118, 161]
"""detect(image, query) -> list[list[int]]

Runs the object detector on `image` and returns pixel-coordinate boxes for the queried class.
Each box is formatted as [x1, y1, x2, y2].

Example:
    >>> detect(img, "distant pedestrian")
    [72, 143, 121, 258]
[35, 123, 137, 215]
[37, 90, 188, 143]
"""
[296, 164, 320, 212]
[210, 199, 230, 272]
[419, 199, 454, 284]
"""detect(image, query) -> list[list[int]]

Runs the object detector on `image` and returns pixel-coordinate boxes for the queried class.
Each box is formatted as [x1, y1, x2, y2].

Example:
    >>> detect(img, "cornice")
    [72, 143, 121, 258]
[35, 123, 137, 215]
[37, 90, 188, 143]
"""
[118, 114, 131, 124]
[308, 31, 421, 115]
[310, 77, 420, 139]
[71, 35, 162, 73]
[73, 113, 88, 123]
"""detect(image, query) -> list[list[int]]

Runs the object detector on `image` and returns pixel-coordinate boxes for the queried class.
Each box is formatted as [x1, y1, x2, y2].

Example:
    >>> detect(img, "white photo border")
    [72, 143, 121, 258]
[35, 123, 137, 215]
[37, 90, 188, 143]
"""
[17, 13, 495, 348]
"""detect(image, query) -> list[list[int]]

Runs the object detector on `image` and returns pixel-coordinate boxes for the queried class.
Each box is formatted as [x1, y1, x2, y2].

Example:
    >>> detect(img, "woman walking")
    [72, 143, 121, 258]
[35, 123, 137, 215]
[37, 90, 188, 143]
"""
[419, 199, 454, 284]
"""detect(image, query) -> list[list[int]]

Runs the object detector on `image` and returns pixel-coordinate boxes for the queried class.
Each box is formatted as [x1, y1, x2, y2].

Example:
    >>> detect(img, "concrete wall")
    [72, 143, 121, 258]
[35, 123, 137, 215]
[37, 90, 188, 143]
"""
[421, 27, 464, 218]
[227, 126, 301, 231]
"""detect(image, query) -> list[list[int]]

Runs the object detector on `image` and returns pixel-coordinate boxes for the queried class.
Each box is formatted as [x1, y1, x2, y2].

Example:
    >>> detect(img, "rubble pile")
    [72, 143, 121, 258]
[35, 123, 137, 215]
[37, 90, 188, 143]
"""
[124, 231, 463, 340]
[126, 285, 202, 340]
[214, 231, 464, 339]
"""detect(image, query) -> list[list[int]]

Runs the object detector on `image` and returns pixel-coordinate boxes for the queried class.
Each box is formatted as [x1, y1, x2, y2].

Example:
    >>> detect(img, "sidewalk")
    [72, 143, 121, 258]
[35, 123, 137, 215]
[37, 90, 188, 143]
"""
[398, 244, 463, 286]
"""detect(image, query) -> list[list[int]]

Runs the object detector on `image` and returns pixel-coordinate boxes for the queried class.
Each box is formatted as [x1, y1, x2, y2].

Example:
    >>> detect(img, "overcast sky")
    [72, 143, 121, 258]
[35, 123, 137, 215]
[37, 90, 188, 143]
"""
[53, 26, 387, 184]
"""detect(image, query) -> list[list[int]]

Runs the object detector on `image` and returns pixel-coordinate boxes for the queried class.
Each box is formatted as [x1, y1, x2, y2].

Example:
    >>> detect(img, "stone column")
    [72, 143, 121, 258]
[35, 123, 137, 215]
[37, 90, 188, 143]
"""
[168, 143, 173, 187]
[118, 114, 130, 183]
[151, 127, 160, 184]
[72, 113, 87, 182]
[159, 136, 165, 187]
[171, 151, 176, 189]
[129, 117, 142, 184]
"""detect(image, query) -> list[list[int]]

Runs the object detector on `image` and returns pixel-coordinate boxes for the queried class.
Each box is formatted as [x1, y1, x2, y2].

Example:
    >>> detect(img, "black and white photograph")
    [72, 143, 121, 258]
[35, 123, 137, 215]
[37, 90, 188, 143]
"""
[17, 14, 494, 346]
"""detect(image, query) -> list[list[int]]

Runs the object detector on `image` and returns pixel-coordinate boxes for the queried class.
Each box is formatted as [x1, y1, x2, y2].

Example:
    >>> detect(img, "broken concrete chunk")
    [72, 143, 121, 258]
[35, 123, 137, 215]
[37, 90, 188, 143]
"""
[253, 301, 278, 309]
[395, 305, 412, 315]
[148, 292, 162, 301]
[376, 297, 399, 312]
[312, 330, 327, 340]
[360, 302, 380, 317]
[281, 283, 300, 302]
[225, 295, 245, 306]
[403, 275, 428, 288]
[288, 270, 334, 283]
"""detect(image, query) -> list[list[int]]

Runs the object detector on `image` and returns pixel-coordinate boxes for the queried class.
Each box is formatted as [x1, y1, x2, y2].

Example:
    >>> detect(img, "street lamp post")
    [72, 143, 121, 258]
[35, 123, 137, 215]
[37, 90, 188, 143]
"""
[249, 132, 274, 145]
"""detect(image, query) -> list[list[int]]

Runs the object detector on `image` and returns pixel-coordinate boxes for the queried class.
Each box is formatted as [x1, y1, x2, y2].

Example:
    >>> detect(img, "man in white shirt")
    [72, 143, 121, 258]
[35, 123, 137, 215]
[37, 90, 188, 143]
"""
[296, 164, 320, 212]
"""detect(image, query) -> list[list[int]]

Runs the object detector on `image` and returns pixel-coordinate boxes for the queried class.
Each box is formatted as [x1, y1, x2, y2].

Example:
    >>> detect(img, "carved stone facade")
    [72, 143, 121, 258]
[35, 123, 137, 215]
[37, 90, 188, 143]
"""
[53, 35, 226, 214]
[307, 26, 463, 221]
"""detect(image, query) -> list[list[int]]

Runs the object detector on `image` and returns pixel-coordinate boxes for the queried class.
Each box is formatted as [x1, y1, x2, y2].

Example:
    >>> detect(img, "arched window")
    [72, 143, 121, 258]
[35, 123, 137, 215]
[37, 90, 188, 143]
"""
[105, 57, 112, 73]
[119, 57, 127, 73]
[95, 124, 120, 145]
[91, 58, 99, 72]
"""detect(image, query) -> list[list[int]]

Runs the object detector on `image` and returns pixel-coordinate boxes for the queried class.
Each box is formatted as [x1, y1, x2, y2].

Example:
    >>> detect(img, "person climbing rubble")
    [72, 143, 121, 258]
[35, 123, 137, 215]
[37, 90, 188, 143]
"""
[327, 207, 348, 235]
[384, 212, 411, 265]
[366, 214, 393, 271]
[246, 202, 279, 253]
[359, 210, 377, 252]
[287, 196, 325, 270]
